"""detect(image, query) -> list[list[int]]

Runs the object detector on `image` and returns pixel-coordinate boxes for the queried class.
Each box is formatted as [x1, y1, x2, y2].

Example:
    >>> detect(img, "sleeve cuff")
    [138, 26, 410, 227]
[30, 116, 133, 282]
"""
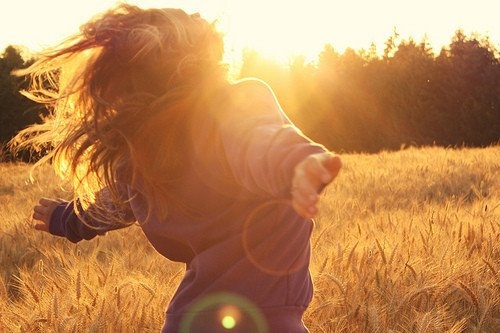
[48, 201, 73, 237]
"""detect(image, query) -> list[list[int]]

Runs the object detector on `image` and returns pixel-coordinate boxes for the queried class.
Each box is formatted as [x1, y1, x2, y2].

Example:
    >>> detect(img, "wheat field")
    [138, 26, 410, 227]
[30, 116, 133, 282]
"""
[0, 146, 498, 332]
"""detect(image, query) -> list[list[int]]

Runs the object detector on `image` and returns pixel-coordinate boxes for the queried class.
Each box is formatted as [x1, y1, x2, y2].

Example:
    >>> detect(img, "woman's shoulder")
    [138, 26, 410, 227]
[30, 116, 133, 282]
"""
[213, 78, 281, 118]
[230, 78, 275, 99]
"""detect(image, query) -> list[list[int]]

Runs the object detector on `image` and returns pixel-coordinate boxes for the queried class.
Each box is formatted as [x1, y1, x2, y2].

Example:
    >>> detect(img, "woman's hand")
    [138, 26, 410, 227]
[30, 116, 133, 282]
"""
[291, 152, 342, 219]
[33, 198, 65, 233]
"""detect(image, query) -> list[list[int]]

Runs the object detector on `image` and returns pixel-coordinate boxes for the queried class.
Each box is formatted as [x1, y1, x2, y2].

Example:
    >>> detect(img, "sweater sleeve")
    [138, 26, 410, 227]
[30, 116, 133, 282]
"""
[48, 184, 135, 243]
[216, 79, 327, 198]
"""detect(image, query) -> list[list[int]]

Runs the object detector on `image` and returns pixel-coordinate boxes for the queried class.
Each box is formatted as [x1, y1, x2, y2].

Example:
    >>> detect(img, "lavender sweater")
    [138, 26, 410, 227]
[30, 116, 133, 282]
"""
[49, 80, 326, 332]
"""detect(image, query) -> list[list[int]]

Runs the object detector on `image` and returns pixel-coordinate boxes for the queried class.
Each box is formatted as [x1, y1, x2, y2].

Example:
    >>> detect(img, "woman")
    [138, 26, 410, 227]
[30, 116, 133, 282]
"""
[14, 4, 341, 332]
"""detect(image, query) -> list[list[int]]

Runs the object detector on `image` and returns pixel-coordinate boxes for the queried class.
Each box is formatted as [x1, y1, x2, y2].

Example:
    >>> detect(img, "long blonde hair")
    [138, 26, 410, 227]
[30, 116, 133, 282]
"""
[11, 4, 227, 224]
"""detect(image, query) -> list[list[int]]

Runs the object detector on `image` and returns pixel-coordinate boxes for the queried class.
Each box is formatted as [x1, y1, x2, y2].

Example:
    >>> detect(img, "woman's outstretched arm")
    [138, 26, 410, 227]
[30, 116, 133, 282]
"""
[215, 79, 341, 217]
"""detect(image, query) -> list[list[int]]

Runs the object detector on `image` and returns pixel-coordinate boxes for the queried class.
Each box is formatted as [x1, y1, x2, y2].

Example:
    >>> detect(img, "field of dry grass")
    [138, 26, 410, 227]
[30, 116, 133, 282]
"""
[0, 146, 498, 332]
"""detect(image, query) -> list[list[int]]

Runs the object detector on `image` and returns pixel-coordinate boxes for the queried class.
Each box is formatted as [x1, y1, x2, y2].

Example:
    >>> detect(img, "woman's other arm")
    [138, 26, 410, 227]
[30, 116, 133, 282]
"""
[33, 184, 135, 243]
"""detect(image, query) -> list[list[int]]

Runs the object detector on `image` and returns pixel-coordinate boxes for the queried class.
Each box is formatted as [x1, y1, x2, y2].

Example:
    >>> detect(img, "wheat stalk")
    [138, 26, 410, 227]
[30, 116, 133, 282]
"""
[317, 256, 329, 275]
[25, 283, 40, 304]
[325, 273, 346, 296]
[375, 239, 387, 265]
[388, 244, 398, 266]
[76, 271, 81, 302]
[46, 300, 52, 326]
[312, 227, 330, 250]
[137, 304, 146, 330]
[347, 242, 359, 269]
[481, 258, 497, 277]
[445, 318, 467, 333]
[405, 263, 417, 280]
[53, 295, 59, 319]
[398, 285, 437, 312]
[456, 281, 480, 315]
[139, 282, 156, 305]
[417, 311, 432, 333]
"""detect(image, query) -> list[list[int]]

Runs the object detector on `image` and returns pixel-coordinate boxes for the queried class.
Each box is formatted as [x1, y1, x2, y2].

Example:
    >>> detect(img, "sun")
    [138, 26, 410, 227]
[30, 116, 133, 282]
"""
[218, 1, 331, 63]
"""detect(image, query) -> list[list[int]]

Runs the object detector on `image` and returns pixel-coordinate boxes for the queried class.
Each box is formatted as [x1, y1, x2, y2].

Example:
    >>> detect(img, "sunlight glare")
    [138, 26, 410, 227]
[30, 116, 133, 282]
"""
[1, 0, 498, 63]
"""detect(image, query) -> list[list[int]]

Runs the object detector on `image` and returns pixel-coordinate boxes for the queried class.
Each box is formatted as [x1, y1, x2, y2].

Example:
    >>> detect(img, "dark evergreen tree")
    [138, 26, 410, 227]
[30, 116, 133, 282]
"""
[0, 46, 42, 161]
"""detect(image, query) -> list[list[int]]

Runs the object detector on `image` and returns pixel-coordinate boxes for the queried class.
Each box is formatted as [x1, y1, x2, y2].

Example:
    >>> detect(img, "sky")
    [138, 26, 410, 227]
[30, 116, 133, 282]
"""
[1, 0, 499, 62]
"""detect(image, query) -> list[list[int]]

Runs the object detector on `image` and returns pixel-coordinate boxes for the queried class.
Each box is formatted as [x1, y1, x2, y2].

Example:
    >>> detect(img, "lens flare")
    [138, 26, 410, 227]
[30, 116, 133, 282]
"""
[218, 304, 241, 329]
[221, 315, 236, 329]
[179, 292, 268, 333]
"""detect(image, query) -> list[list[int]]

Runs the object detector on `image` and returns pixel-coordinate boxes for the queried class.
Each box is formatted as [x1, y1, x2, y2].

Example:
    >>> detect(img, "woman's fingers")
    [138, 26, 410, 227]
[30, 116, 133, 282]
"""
[32, 210, 44, 221]
[292, 171, 318, 216]
[302, 155, 328, 187]
[322, 154, 342, 182]
[292, 164, 322, 218]
[292, 201, 315, 219]
[34, 222, 49, 232]
[34, 204, 48, 215]
[32, 208, 50, 232]
[291, 181, 318, 218]
[33, 204, 50, 223]
[32, 197, 65, 233]
[292, 188, 318, 217]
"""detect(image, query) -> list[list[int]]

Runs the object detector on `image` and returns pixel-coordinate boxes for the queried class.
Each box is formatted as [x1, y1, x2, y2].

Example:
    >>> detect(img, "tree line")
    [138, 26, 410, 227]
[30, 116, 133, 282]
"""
[240, 30, 500, 152]
[1, 30, 499, 160]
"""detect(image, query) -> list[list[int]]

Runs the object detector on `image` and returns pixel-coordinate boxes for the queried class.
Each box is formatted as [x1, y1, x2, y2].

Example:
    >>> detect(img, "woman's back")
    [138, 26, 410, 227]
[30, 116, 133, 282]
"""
[125, 80, 321, 331]
[17, 5, 342, 332]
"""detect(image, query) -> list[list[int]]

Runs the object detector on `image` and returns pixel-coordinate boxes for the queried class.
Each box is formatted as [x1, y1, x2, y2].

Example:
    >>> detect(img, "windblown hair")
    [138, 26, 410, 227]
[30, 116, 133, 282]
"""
[10, 4, 227, 225]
